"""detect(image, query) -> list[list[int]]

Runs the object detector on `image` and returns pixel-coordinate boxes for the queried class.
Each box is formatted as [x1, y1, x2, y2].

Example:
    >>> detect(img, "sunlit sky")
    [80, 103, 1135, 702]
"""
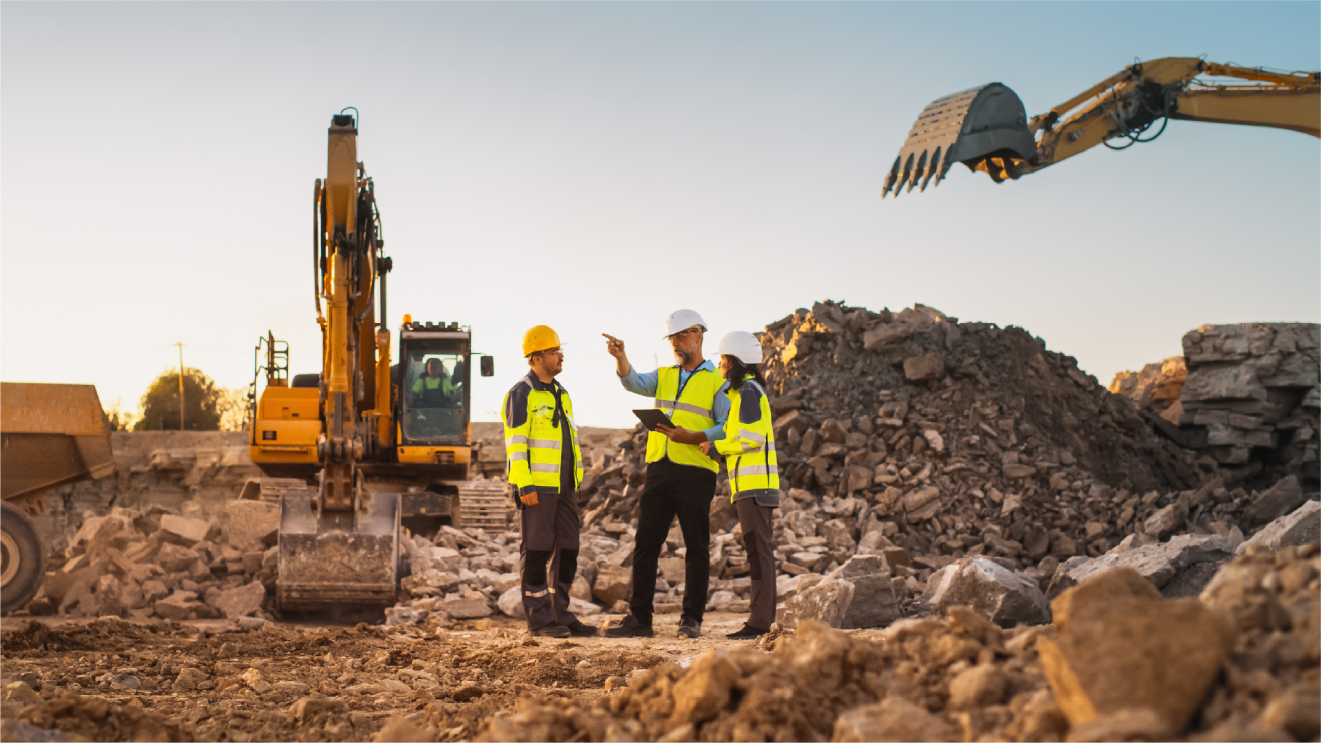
[3, 2, 1318, 429]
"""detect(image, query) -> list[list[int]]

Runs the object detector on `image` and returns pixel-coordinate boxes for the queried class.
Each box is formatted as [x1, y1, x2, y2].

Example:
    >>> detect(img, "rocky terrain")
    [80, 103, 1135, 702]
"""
[3, 300, 1318, 742]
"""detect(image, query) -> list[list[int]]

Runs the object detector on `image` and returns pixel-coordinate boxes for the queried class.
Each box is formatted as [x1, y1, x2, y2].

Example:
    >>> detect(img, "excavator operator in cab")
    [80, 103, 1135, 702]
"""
[411, 358, 458, 407]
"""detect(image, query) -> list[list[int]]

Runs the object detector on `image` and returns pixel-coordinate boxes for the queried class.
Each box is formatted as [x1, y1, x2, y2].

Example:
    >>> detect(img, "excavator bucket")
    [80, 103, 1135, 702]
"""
[276, 482, 400, 611]
[883, 83, 1038, 197]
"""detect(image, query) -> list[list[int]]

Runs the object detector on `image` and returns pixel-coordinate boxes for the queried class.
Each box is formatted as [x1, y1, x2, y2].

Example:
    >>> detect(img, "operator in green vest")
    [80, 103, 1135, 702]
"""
[410, 358, 458, 406]
[601, 310, 730, 639]
[700, 331, 780, 640]
[502, 325, 594, 638]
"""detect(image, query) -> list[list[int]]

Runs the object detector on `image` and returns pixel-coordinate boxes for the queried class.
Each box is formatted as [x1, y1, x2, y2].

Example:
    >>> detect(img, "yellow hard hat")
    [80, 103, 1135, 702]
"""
[522, 325, 562, 357]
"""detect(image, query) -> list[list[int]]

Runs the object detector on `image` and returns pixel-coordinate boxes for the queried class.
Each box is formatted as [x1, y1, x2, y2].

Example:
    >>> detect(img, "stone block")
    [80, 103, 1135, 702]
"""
[777, 577, 853, 629]
[1039, 568, 1234, 735]
[862, 323, 914, 352]
[904, 352, 946, 382]
[1243, 475, 1306, 528]
[497, 587, 524, 619]
[1238, 500, 1320, 554]
[440, 595, 492, 619]
[206, 580, 266, 619]
[1181, 364, 1267, 402]
[1049, 534, 1232, 599]
[155, 590, 203, 620]
[922, 557, 1049, 627]
[224, 500, 279, 551]
[828, 556, 900, 629]
[833, 697, 958, 742]
[158, 515, 214, 547]
[592, 563, 632, 605]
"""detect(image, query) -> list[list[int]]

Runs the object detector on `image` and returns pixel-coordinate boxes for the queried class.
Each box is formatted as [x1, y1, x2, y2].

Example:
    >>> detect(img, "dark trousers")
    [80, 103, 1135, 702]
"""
[736, 497, 777, 629]
[629, 460, 717, 626]
[519, 490, 581, 630]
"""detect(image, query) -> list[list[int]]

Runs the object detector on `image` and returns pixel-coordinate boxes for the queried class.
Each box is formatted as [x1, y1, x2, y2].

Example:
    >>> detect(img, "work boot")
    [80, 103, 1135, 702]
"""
[725, 623, 768, 640]
[677, 616, 702, 639]
[531, 625, 571, 638]
[603, 615, 653, 638]
[561, 619, 598, 638]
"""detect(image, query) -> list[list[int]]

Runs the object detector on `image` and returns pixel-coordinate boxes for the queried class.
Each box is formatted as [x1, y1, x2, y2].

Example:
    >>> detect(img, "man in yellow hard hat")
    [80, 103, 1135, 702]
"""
[501, 325, 594, 638]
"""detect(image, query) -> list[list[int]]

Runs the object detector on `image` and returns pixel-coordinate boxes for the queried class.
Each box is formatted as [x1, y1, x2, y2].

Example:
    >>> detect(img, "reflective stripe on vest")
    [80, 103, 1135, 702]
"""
[644, 366, 721, 472]
[721, 378, 781, 500]
[502, 380, 584, 495]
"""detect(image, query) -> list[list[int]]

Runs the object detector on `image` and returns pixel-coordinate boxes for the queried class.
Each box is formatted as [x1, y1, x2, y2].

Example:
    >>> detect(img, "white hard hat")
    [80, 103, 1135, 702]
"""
[663, 309, 708, 338]
[717, 331, 763, 364]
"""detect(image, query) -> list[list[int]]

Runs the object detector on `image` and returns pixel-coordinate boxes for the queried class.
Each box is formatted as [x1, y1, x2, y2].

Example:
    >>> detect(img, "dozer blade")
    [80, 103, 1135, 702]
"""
[276, 485, 400, 611]
[883, 83, 1038, 197]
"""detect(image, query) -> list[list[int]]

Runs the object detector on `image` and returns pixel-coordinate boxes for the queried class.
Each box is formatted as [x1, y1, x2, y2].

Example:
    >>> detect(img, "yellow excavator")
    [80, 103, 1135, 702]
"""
[884, 57, 1319, 196]
[247, 110, 497, 611]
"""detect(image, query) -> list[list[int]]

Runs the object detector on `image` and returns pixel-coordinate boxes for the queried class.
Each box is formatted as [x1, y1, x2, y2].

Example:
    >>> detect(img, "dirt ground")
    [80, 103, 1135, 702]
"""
[0, 611, 753, 742]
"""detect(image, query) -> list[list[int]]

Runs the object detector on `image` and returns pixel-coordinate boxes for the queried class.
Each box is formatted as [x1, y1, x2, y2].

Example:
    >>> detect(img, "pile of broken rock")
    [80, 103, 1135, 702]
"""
[480, 540, 1320, 742]
[394, 301, 1318, 632]
[27, 499, 279, 623]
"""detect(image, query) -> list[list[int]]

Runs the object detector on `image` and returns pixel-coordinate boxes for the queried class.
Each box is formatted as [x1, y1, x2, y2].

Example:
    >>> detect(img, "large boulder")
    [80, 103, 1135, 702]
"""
[922, 557, 1049, 627]
[592, 563, 632, 605]
[1238, 500, 1320, 554]
[777, 578, 854, 629]
[224, 500, 279, 551]
[1242, 476, 1307, 529]
[1048, 534, 1233, 599]
[158, 515, 214, 547]
[1039, 568, 1234, 736]
[206, 581, 266, 619]
[827, 556, 900, 629]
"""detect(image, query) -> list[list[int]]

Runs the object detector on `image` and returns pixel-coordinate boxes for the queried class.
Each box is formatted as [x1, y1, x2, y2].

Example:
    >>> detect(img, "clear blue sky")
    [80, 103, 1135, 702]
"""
[3, 2, 1318, 428]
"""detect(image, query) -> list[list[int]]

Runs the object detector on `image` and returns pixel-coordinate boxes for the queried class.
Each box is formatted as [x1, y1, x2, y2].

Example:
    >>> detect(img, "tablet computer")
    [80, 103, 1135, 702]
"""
[632, 409, 675, 432]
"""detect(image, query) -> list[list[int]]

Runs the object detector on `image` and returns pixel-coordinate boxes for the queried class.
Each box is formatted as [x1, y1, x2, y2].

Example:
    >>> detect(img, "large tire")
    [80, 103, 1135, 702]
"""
[1, 502, 45, 613]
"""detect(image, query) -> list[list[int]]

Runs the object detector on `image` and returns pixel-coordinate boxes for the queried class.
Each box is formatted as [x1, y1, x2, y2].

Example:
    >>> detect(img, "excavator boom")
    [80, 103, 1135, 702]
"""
[884, 57, 1320, 197]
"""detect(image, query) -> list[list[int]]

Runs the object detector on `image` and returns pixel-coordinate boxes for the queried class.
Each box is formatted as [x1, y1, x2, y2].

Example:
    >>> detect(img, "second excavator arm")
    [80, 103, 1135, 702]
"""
[884, 57, 1320, 197]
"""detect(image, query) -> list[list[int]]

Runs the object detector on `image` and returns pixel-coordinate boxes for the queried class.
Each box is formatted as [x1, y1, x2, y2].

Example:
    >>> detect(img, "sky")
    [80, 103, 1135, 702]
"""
[2, 1, 1318, 430]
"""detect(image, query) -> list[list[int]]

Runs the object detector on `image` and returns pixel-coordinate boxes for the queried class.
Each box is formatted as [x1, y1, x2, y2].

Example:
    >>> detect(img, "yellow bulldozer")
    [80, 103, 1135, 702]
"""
[247, 111, 499, 612]
[1, 383, 116, 612]
[884, 57, 1319, 196]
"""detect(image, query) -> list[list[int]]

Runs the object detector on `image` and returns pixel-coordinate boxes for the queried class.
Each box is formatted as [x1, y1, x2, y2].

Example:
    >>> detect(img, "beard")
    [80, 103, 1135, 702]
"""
[673, 349, 692, 366]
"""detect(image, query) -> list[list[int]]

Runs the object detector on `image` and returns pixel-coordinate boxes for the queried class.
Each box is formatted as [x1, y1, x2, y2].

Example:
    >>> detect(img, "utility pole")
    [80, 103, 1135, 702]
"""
[176, 342, 186, 432]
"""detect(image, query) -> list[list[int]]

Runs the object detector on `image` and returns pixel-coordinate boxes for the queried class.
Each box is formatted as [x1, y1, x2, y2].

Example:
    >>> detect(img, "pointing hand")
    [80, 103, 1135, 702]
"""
[602, 333, 626, 360]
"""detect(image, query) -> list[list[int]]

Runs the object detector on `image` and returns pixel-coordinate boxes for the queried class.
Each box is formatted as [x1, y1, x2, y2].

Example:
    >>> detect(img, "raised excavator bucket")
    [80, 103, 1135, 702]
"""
[883, 83, 1038, 197]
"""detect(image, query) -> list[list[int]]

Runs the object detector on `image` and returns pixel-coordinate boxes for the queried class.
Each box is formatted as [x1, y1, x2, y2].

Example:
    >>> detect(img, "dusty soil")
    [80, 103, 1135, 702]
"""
[0, 611, 750, 742]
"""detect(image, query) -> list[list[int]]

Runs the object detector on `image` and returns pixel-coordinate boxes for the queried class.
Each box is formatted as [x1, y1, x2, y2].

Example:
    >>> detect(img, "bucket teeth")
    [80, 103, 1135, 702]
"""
[906, 151, 928, 194]
[882, 156, 901, 198]
[884, 82, 1037, 200]
[919, 147, 941, 191]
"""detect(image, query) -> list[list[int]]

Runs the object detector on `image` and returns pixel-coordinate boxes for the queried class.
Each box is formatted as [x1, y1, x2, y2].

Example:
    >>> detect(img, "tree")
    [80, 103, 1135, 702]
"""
[104, 398, 140, 431]
[135, 368, 224, 431]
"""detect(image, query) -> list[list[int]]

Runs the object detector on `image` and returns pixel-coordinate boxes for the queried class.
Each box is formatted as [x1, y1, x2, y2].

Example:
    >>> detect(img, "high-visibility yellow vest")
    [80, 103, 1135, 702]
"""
[714, 375, 780, 503]
[502, 372, 583, 497]
[645, 366, 722, 473]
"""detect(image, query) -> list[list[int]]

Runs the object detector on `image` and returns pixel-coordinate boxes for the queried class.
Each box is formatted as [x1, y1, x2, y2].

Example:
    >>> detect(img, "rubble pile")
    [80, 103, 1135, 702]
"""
[1181, 323, 1319, 486]
[1108, 355, 1186, 425]
[25, 500, 279, 622]
[36, 431, 261, 550]
[479, 543, 1320, 742]
[450, 302, 1319, 627]
[570, 304, 1227, 613]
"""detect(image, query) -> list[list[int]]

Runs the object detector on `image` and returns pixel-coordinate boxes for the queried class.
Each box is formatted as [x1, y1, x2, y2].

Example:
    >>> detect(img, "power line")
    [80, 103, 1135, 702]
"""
[0, 344, 179, 370]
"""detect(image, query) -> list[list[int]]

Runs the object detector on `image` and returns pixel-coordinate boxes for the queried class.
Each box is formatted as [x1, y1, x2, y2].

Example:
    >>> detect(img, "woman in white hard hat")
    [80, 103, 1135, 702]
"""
[700, 330, 781, 639]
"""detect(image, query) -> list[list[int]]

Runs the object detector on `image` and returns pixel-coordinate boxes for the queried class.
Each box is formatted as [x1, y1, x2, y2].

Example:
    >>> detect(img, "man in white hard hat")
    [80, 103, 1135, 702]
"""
[601, 310, 730, 639]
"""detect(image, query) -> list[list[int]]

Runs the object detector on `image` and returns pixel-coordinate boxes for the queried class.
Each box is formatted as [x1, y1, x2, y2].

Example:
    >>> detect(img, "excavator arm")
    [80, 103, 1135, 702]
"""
[884, 57, 1320, 197]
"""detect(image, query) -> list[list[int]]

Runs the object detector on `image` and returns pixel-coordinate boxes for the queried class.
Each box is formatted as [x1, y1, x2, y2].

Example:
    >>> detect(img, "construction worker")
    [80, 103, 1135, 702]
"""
[601, 310, 729, 639]
[411, 358, 457, 406]
[700, 331, 780, 639]
[503, 325, 595, 638]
